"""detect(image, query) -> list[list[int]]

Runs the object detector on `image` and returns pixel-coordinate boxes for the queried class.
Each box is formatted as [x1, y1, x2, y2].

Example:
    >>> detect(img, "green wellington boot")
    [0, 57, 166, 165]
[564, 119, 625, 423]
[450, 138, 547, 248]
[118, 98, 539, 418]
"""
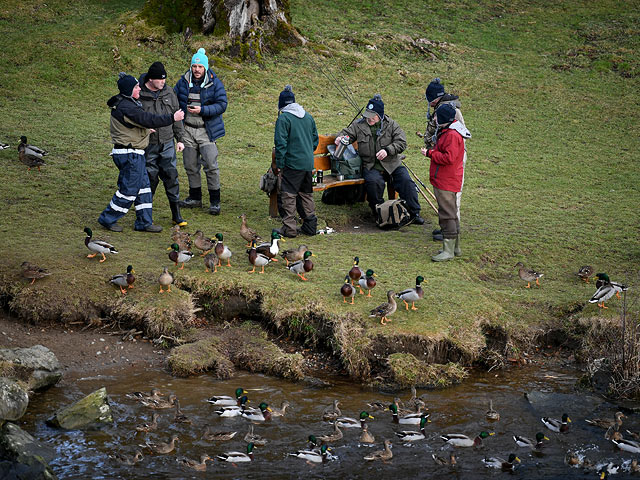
[432, 238, 456, 262]
[454, 235, 462, 257]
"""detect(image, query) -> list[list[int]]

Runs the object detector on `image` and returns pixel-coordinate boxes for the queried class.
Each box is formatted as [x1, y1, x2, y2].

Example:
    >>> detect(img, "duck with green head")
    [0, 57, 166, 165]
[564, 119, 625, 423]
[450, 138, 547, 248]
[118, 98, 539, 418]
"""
[541, 413, 571, 433]
[395, 415, 429, 442]
[110, 265, 135, 294]
[84, 227, 118, 263]
[247, 240, 272, 274]
[214, 233, 233, 267]
[389, 404, 429, 425]
[206, 388, 247, 406]
[590, 273, 628, 309]
[482, 453, 520, 471]
[287, 250, 314, 281]
[358, 269, 377, 297]
[290, 444, 331, 463]
[440, 431, 494, 447]
[513, 432, 548, 449]
[341, 275, 355, 304]
[168, 243, 193, 269]
[216, 442, 255, 462]
[395, 276, 425, 310]
[256, 230, 283, 261]
[349, 256, 365, 285]
[336, 411, 374, 429]
[241, 402, 272, 422]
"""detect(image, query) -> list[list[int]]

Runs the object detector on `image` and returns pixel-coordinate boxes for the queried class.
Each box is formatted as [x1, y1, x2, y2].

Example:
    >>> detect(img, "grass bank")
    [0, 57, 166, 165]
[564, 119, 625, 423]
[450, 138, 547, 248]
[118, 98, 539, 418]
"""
[0, 0, 638, 385]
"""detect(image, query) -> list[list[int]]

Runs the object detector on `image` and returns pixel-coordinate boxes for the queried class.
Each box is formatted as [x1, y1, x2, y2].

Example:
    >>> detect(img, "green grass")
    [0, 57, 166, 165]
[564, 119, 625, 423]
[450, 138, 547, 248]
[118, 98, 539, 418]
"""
[0, 0, 638, 361]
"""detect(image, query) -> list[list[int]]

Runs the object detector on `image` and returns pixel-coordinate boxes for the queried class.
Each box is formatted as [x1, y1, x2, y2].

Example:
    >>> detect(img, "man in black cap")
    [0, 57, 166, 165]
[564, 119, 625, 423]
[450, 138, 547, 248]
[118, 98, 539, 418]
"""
[335, 94, 423, 225]
[139, 61, 188, 226]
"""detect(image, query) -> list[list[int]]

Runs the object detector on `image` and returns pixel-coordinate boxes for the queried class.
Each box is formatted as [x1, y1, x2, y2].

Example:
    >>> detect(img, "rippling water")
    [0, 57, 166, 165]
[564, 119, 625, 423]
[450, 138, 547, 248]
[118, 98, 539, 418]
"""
[18, 364, 640, 479]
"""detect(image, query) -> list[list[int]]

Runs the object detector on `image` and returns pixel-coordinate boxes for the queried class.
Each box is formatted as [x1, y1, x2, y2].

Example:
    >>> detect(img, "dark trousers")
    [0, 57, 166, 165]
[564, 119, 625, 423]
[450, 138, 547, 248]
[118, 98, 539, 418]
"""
[363, 165, 420, 215]
[279, 168, 317, 236]
[433, 187, 459, 239]
[145, 141, 180, 202]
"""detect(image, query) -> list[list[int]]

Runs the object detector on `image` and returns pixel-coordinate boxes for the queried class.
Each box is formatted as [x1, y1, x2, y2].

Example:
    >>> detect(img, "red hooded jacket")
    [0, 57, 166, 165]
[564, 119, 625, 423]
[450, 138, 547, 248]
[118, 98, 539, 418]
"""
[428, 120, 471, 192]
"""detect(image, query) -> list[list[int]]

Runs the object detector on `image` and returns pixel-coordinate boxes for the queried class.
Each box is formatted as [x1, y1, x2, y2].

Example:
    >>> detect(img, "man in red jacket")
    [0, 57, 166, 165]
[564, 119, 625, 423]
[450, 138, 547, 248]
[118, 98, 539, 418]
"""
[421, 104, 471, 261]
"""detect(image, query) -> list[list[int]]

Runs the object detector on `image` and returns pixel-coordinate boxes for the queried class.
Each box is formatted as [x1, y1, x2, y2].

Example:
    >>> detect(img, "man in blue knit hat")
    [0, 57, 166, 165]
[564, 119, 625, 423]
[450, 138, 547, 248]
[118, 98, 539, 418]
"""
[335, 95, 423, 225]
[174, 48, 228, 215]
[98, 73, 184, 232]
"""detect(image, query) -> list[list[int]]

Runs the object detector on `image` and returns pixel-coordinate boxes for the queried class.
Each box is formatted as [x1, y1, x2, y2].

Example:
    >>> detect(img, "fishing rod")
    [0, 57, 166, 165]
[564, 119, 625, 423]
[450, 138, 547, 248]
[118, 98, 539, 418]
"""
[402, 160, 437, 202]
[319, 66, 360, 112]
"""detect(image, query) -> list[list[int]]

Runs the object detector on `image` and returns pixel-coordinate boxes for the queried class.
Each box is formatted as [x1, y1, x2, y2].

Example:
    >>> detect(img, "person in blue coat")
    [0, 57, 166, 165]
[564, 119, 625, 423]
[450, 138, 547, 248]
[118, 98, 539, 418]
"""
[174, 48, 228, 215]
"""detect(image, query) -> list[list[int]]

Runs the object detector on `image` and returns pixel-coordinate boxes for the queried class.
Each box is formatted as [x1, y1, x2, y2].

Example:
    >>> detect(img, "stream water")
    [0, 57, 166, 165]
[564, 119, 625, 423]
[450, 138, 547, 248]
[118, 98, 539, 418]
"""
[19, 364, 640, 479]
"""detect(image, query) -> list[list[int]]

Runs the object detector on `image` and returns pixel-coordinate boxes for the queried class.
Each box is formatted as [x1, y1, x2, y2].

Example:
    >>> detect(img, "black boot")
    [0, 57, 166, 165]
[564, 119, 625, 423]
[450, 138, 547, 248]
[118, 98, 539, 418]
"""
[170, 201, 187, 227]
[209, 189, 221, 215]
[179, 187, 202, 208]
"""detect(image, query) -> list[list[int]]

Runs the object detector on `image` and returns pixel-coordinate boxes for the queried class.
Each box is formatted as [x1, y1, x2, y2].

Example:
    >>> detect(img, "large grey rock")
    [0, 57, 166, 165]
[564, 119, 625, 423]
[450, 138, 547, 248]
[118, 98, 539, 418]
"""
[0, 422, 57, 479]
[47, 387, 113, 430]
[0, 378, 29, 421]
[0, 345, 62, 391]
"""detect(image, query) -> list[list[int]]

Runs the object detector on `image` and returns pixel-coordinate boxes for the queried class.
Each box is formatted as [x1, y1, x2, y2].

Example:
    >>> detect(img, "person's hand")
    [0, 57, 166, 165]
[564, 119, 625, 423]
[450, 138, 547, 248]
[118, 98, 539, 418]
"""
[187, 105, 201, 115]
[376, 149, 388, 161]
[174, 110, 185, 122]
[334, 136, 343, 146]
[416, 131, 424, 138]
[149, 129, 156, 134]
[272, 166, 280, 176]
[421, 147, 428, 157]
[176, 142, 185, 153]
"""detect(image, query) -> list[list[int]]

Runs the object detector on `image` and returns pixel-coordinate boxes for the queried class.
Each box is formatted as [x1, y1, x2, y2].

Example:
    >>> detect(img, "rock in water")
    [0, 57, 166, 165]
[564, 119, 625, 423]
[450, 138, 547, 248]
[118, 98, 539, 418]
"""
[0, 378, 29, 421]
[0, 422, 57, 479]
[0, 345, 62, 391]
[47, 387, 113, 429]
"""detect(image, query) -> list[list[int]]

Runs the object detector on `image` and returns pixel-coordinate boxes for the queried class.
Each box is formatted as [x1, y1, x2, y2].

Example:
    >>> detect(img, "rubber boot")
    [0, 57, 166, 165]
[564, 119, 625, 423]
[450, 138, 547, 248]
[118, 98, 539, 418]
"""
[209, 189, 221, 215]
[432, 238, 456, 262]
[454, 235, 462, 257]
[180, 187, 202, 208]
[170, 201, 187, 227]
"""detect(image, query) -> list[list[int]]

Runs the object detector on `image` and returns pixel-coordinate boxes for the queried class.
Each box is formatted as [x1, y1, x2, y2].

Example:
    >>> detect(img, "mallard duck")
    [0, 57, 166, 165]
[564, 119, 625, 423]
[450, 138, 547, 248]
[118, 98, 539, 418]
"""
[317, 421, 343, 444]
[109, 450, 143, 465]
[216, 442, 255, 463]
[585, 411, 625, 429]
[389, 404, 429, 425]
[18, 136, 47, 171]
[336, 411, 374, 429]
[395, 415, 429, 442]
[564, 451, 581, 466]
[515, 262, 543, 288]
[244, 424, 268, 446]
[341, 275, 356, 304]
[359, 269, 377, 297]
[170, 225, 192, 251]
[168, 243, 193, 269]
[360, 422, 375, 443]
[486, 399, 500, 421]
[203, 252, 219, 273]
[21, 261, 51, 285]
[406, 386, 428, 413]
[256, 230, 282, 261]
[158, 266, 174, 293]
[270, 401, 290, 417]
[202, 426, 237, 441]
[604, 425, 623, 441]
[206, 388, 247, 406]
[177, 455, 210, 471]
[127, 388, 163, 401]
[631, 459, 640, 473]
[349, 256, 365, 285]
[366, 400, 387, 412]
[135, 413, 159, 433]
[541, 413, 571, 433]
[598, 463, 622, 476]
[578, 265, 594, 283]
[242, 402, 272, 422]
[513, 432, 549, 449]
[280, 244, 308, 266]
[214, 395, 249, 417]
[84, 227, 118, 263]
[290, 444, 331, 463]
[370, 290, 397, 325]
[590, 273, 628, 308]
[440, 431, 494, 447]
[109, 265, 135, 294]
[432, 453, 457, 465]
[363, 439, 393, 462]
[0, 142, 9, 150]
[141, 394, 177, 410]
[193, 230, 215, 256]
[322, 400, 341, 421]
[173, 399, 191, 424]
[612, 438, 640, 453]
[247, 241, 272, 274]
[287, 250, 314, 281]
[395, 276, 425, 310]
[482, 453, 520, 471]
[144, 434, 179, 454]
[238, 214, 262, 247]
[214, 233, 233, 267]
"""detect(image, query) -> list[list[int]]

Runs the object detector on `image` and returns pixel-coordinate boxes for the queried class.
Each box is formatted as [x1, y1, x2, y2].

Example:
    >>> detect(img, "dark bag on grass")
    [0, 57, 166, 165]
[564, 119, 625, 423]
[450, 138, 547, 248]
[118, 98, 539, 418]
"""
[259, 168, 277, 195]
[327, 144, 362, 179]
[376, 198, 411, 229]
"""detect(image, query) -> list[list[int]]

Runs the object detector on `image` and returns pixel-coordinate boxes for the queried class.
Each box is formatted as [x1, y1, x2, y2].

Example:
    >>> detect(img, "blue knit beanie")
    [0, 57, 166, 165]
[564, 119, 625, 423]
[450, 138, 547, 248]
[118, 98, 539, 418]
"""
[191, 48, 209, 71]
[363, 94, 384, 119]
[426, 77, 445, 102]
[117, 72, 138, 96]
[435, 103, 456, 125]
[278, 85, 296, 110]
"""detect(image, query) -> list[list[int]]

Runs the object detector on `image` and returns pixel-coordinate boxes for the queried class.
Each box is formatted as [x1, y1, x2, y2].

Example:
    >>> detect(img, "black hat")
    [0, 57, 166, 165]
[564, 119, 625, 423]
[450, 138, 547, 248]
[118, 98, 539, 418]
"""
[278, 85, 295, 110]
[435, 103, 456, 124]
[147, 61, 167, 80]
[363, 94, 384, 119]
[425, 77, 445, 102]
[117, 72, 138, 96]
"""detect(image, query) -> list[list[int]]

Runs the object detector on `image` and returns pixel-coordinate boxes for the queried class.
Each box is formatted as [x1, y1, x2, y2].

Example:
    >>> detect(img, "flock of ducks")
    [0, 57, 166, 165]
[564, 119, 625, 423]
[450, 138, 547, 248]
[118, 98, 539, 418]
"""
[109, 385, 640, 477]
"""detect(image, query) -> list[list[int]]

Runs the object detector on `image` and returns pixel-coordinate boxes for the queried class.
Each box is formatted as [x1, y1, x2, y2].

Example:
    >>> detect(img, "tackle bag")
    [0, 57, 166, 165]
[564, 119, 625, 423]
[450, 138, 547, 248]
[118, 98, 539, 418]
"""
[375, 198, 411, 229]
[327, 144, 362, 179]
[259, 167, 278, 195]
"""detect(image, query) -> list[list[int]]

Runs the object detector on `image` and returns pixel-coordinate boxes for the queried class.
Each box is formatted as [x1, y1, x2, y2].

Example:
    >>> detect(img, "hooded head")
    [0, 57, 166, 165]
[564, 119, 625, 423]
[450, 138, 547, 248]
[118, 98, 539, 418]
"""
[278, 85, 295, 110]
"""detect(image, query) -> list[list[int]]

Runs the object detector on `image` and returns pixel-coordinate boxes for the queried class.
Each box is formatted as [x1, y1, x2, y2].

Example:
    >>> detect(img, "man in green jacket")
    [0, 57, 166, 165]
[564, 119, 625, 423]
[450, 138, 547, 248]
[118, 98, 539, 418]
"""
[273, 85, 319, 238]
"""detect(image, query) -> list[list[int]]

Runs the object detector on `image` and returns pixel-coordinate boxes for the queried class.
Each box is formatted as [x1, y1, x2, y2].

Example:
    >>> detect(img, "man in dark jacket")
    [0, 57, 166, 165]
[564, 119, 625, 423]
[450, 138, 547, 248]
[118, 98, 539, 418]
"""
[139, 61, 187, 227]
[98, 73, 184, 232]
[174, 48, 228, 215]
[274, 85, 319, 238]
[335, 95, 424, 225]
